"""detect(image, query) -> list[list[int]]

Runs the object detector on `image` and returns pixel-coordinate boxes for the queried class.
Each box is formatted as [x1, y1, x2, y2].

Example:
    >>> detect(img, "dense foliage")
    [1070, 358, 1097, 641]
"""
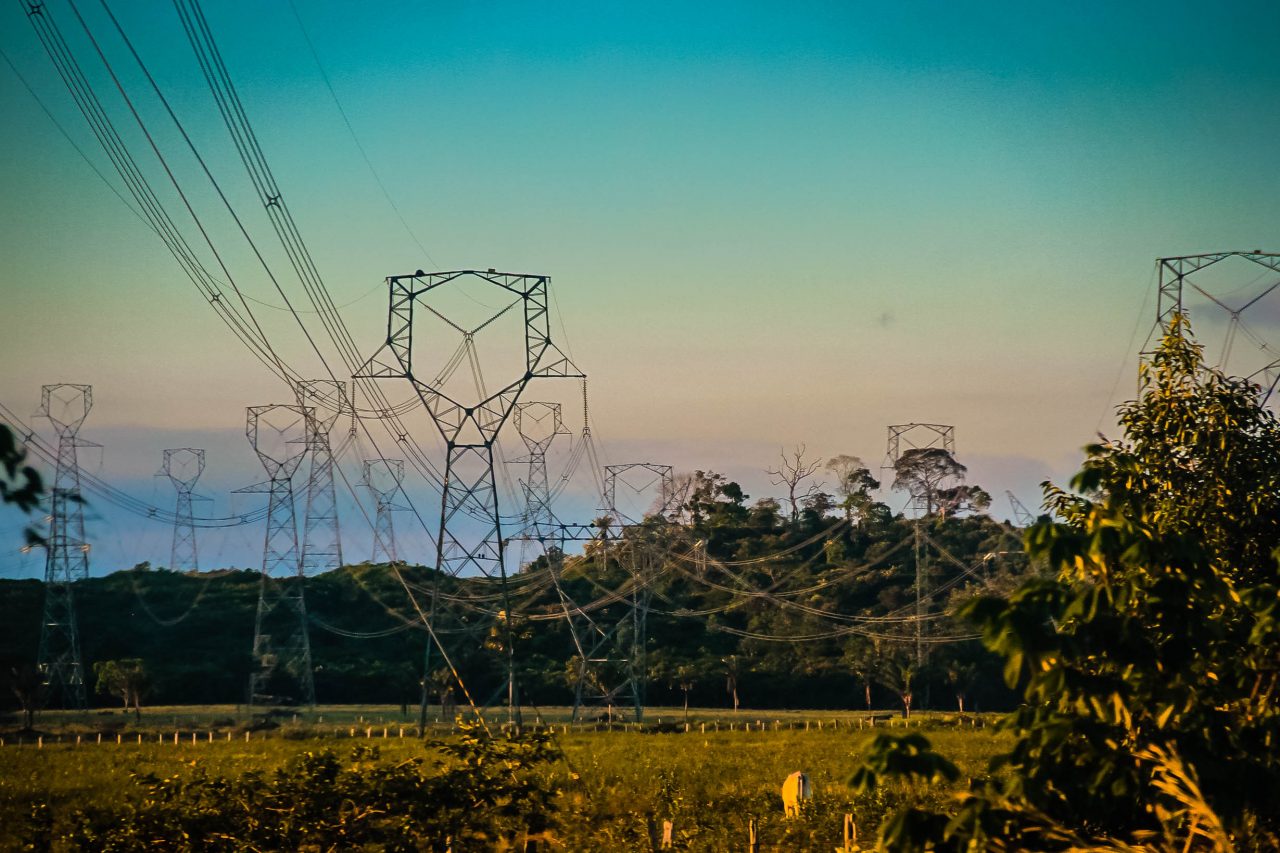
[0, 490, 1027, 714]
[16, 720, 558, 851]
[857, 317, 1280, 851]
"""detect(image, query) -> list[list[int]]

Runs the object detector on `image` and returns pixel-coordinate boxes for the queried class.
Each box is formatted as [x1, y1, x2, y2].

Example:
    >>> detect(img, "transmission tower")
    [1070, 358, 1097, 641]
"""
[162, 448, 205, 571]
[1154, 252, 1280, 407]
[1006, 491, 1035, 528]
[604, 463, 675, 525]
[35, 384, 95, 708]
[512, 401, 569, 536]
[885, 423, 958, 669]
[297, 380, 348, 574]
[236, 404, 315, 708]
[556, 462, 675, 722]
[356, 269, 582, 727]
[363, 458, 405, 563]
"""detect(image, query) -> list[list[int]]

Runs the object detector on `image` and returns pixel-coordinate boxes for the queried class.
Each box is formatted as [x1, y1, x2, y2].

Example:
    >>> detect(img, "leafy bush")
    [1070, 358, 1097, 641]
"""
[19, 720, 559, 851]
[854, 317, 1280, 851]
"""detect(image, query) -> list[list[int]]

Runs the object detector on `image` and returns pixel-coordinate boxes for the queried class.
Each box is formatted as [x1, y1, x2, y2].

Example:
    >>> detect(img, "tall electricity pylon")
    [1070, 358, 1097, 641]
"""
[162, 448, 205, 571]
[603, 463, 675, 525]
[237, 404, 315, 708]
[510, 403, 612, 720]
[552, 463, 675, 722]
[356, 270, 583, 727]
[363, 458, 405, 563]
[297, 380, 348, 574]
[35, 384, 94, 708]
[512, 401, 569, 536]
[884, 423, 958, 668]
[1006, 491, 1035, 528]
[1154, 251, 1280, 408]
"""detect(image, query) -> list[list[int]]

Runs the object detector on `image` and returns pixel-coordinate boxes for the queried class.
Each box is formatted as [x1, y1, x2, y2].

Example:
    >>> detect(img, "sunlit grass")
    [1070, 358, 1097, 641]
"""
[0, 707, 1006, 851]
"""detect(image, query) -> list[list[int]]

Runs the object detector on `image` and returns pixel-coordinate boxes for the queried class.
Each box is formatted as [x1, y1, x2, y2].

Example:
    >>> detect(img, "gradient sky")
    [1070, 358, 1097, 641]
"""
[2, 0, 1280, 576]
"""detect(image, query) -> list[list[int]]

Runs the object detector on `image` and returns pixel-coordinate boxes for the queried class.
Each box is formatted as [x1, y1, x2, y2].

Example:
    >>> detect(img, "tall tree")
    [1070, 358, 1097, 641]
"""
[93, 659, 148, 720]
[856, 316, 1280, 850]
[8, 664, 43, 730]
[826, 454, 881, 522]
[892, 447, 965, 516]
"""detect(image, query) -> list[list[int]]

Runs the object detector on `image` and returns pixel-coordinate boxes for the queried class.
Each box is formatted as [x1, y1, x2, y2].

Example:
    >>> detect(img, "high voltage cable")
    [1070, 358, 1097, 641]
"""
[19, 0, 299, 386]
[283, 0, 438, 269]
[169, 0, 523, 535]
[17, 0, 995, 664]
[0, 41, 149, 227]
[0, 402, 267, 527]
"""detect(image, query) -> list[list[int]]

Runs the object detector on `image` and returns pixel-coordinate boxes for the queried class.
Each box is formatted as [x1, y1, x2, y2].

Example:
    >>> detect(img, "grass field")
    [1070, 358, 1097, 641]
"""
[0, 706, 1007, 851]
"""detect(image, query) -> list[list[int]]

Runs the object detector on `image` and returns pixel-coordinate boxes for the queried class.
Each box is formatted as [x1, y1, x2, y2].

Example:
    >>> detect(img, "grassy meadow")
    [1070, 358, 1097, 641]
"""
[0, 706, 1007, 851]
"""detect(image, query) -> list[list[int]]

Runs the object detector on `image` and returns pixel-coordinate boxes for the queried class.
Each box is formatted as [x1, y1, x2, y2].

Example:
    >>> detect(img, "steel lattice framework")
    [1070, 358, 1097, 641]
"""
[36, 384, 94, 708]
[885, 423, 958, 668]
[162, 448, 205, 571]
[297, 380, 348, 574]
[512, 401, 569, 537]
[356, 270, 583, 725]
[603, 463, 675, 525]
[1155, 251, 1280, 407]
[237, 404, 315, 707]
[363, 458, 405, 564]
[570, 526, 664, 722]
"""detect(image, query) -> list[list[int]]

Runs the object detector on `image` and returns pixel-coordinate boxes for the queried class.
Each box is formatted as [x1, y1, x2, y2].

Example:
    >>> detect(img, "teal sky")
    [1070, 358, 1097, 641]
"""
[2, 1, 1280, 574]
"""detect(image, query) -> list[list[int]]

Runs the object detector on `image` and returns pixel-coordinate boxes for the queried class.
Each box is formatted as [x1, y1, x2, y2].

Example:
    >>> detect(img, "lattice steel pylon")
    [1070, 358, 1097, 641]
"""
[512, 402, 569, 537]
[162, 448, 205, 571]
[510, 403, 608, 721]
[568, 524, 665, 723]
[297, 381, 348, 574]
[236, 404, 315, 708]
[556, 462, 676, 723]
[1006, 491, 1035, 528]
[1154, 251, 1280, 408]
[35, 384, 94, 708]
[603, 463, 675, 525]
[363, 458, 405, 563]
[884, 423, 959, 669]
[356, 270, 583, 727]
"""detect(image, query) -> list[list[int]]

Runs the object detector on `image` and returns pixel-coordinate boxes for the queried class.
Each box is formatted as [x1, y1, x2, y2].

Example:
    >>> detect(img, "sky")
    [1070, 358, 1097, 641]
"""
[2, 0, 1280, 577]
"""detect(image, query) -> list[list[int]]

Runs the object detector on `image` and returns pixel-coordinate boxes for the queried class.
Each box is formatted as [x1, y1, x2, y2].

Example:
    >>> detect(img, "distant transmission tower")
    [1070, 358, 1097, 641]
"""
[297, 380, 348, 574]
[237, 404, 315, 708]
[1154, 251, 1280, 407]
[1006, 490, 1035, 528]
[512, 401, 569, 536]
[35, 384, 95, 708]
[363, 458, 405, 563]
[356, 270, 582, 727]
[885, 423, 958, 669]
[162, 448, 205, 571]
[603, 463, 675, 524]
[561, 462, 675, 723]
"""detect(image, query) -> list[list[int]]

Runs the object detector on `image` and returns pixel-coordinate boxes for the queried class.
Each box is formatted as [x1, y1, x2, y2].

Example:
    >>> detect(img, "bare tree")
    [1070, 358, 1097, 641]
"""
[767, 445, 823, 523]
